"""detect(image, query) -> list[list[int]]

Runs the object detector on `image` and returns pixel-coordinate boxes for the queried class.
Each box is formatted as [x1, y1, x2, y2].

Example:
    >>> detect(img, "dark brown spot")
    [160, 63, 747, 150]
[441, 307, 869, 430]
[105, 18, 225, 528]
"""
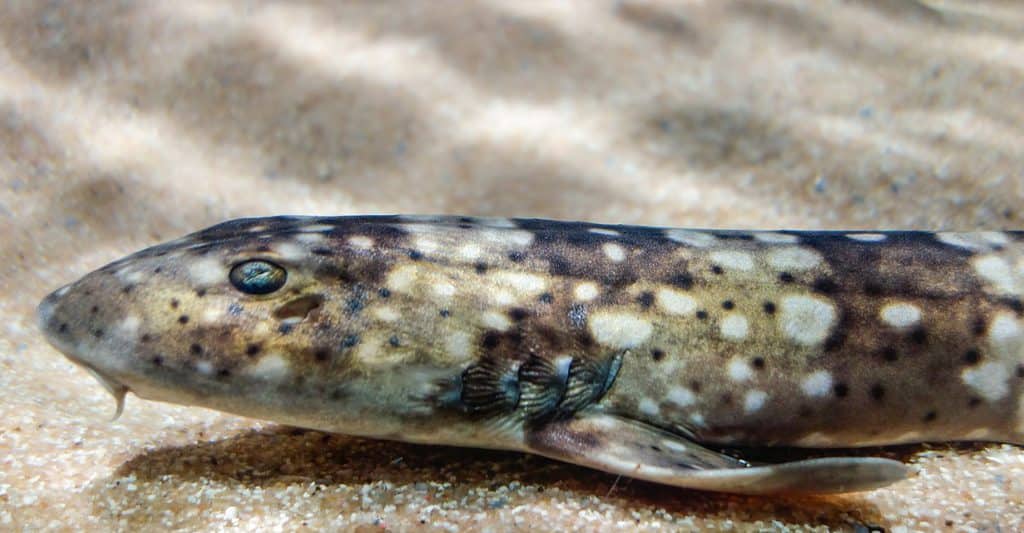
[508, 251, 526, 263]
[972, 317, 987, 336]
[721, 300, 734, 310]
[217, 369, 231, 378]
[651, 349, 665, 362]
[178, 315, 189, 324]
[153, 267, 162, 274]
[711, 265, 724, 275]
[388, 335, 401, 347]
[778, 272, 795, 283]
[152, 355, 164, 366]
[751, 357, 765, 369]
[311, 247, 334, 256]
[141, 334, 152, 343]
[245, 344, 262, 356]
[812, 277, 839, 294]
[548, 257, 570, 276]
[923, 410, 937, 423]
[833, 383, 849, 398]
[509, 308, 529, 321]
[762, 301, 776, 315]
[439, 308, 451, 318]
[696, 310, 709, 320]
[195, 288, 207, 297]
[638, 292, 655, 309]
[189, 343, 202, 355]
[482, 332, 500, 349]
[963, 349, 981, 365]
[1016, 364, 1024, 378]
[314, 349, 331, 362]
[92, 329, 104, 339]
[90, 305, 98, 314]
[869, 384, 885, 401]
[690, 380, 701, 392]
[408, 250, 424, 260]
[968, 396, 982, 408]
[864, 281, 884, 296]
[122, 285, 133, 294]
[170, 299, 179, 309]
[669, 273, 694, 290]
[539, 292, 554, 304]
[475, 262, 488, 274]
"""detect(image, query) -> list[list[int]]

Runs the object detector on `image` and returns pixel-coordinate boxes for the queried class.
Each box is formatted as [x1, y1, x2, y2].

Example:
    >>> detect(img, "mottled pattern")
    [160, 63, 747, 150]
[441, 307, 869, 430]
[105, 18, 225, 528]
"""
[37, 216, 1024, 493]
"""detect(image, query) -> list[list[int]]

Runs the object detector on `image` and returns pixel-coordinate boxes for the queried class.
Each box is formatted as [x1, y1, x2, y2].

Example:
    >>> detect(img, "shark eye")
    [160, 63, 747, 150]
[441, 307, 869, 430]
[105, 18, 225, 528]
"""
[229, 260, 287, 295]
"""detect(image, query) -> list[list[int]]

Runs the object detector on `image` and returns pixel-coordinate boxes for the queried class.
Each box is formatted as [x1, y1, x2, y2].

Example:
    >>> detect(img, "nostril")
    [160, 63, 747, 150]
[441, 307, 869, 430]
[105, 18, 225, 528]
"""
[273, 294, 324, 323]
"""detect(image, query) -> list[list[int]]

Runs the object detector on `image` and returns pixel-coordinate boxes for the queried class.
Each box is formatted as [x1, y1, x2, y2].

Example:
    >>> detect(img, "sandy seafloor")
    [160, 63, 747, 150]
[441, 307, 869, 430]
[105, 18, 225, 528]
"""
[1, 1, 1023, 531]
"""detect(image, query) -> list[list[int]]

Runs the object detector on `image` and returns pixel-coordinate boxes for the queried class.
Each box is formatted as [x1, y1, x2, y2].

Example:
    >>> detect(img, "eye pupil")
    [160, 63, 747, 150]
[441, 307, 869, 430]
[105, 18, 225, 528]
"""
[230, 260, 287, 294]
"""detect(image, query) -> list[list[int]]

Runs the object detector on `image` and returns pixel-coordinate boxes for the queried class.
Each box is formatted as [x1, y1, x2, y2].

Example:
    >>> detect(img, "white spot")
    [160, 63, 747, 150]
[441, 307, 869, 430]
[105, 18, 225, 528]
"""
[767, 247, 823, 271]
[385, 265, 420, 293]
[667, 386, 696, 407]
[301, 223, 335, 232]
[638, 398, 661, 416]
[505, 230, 535, 247]
[980, 231, 1011, 246]
[656, 288, 697, 316]
[189, 257, 226, 285]
[348, 235, 374, 249]
[119, 316, 141, 336]
[54, 285, 71, 297]
[779, 295, 837, 345]
[688, 412, 706, 427]
[879, 302, 922, 328]
[753, 232, 799, 244]
[588, 312, 653, 349]
[720, 314, 750, 341]
[492, 272, 547, 295]
[245, 353, 291, 380]
[274, 242, 306, 261]
[574, 282, 600, 302]
[989, 312, 1023, 345]
[195, 360, 214, 376]
[589, 228, 621, 237]
[846, 233, 887, 242]
[660, 440, 690, 453]
[709, 250, 755, 272]
[432, 282, 456, 300]
[201, 307, 224, 324]
[247, 225, 266, 233]
[414, 237, 439, 255]
[795, 432, 835, 447]
[373, 306, 400, 322]
[602, 242, 627, 262]
[475, 217, 518, 228]
[294, 232, 325, 243]
[801, 370, 833, 398]
[727, 357, 753, 382]
[445, 330, 474, 361]
[121, 269, 145, 284]
[743, 390, 768, 414]
[491, 290, 517, 306]
[664, 229, 717, 248]
[961, 362, 1011, 402]
[482, 311, 511, 331]
[973, 255, 1017, 294]
[936, 232, 1000, 251]
[458, 243, 482, 261]
[965, 428, 993, 440]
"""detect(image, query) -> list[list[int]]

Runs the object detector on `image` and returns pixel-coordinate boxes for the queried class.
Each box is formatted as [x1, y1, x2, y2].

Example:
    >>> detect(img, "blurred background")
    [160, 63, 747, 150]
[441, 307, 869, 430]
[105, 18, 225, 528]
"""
[2, 1, 1022, 530]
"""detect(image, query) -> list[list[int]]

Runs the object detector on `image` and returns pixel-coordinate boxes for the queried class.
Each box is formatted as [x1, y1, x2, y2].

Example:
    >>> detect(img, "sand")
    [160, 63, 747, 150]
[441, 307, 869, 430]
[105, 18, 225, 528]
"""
[1, 0, 1022, 530]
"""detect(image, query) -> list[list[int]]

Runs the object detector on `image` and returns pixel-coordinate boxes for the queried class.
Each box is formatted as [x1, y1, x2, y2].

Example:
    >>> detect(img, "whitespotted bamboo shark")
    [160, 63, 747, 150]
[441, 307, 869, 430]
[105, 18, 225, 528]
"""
[37, 216, 1024, 494]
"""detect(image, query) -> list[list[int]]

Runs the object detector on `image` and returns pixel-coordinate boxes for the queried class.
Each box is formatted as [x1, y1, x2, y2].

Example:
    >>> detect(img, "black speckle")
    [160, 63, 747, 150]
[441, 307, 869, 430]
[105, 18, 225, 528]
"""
[90, 305, 99, 314]
[189, 343, 203, 355]
[539, 292, 554, 304]
[638, 292, 655, 309]
[170, 299, 180, 309]
[1016, 364, 1024, 378]
[690, 380, 702, 392]
[923, 410, 937, 423]
[408, 250, 424, 260]
[245, 344, 261, 357]
[141, 334, 152, 343]
[870, 384, 885, 401]
[778, 272, 795, 283]
[314, 349, 331, 362]
[482, 332, 500, 349]
[1002, 298, 1024, 314]
[340, 334, 360, 349]
[568, 304, 587, 328]
[509, 308, 529, 321]
[720, 393, 733, 405]
[910, 328, 927, 344]
[508, 251, 526, 263]
[475, 262, 488, 274]
[968, 396, 982, 408]
[388, 335, 401, 347]
[762, 301, 776, 315]
[346, 296, 365, 314]
[669, 273, 693, 290]
[650, 445, 662, 452]
[651, 349, 665, 362]
[812, 277, 839, 294]
[217, 369, 231, 379]
[153, 267, 162, 274]
[152, 355, 164, 366]
[378, 288, 391, 298]
[58, 323, 68, 333]
[721, 300, 734, 310]
[195, 288, 207, 297]
[122, 285, 133, 294]
[311, 247, 334, 256]
[751, 357, 765, 369]
[178, 315, 189, 324]
[963, 349, 981, 365]
[833, 383, 849, 398]
[695, 310, 708, 320]
[277, 323, 294, 334]
[711, 265, 724, 275]
[439, 309, 451, 318]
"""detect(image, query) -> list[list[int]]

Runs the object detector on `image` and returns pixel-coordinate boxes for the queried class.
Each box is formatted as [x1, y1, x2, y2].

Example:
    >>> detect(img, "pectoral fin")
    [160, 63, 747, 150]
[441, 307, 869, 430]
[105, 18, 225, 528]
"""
[527, 412, 912, 495]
